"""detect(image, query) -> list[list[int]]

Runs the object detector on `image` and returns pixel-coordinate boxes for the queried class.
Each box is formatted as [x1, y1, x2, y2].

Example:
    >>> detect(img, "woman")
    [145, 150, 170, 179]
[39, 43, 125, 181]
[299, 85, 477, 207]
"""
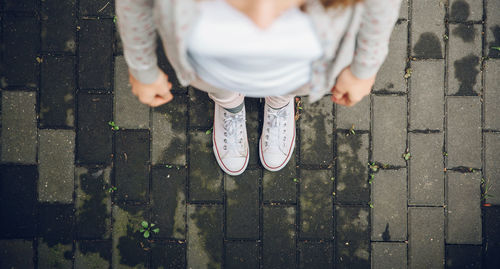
[116, 0, 401, 176]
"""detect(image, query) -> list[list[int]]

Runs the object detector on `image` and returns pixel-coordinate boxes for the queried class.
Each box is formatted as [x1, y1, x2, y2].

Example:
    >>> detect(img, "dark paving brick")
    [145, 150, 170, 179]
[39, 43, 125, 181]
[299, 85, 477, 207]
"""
[299, 97, 333, 165]
[373, 95, 407, 166]
[187, 205, 223, 269]
[486, 0, 500, 58]
[446, 97, 481, 168]
[41, 0, 76, 53]
[335, 96, 370, 131]
[188, 130, 223, 202]
[76, 92, 113, 164]
[78, 19, 113, 90]
[225, 241, 259, 269]
[409, 60, 444, 130]
[448, 24, 482, 96]
[485, 133, 500, 204]
[483, 207, 500, 245]
[485, 245, 500, 269]
[445, 245, 481, 269]
[1, 91, 37, 163]
[151, 241, 186, 269]
[75, 240, 111, 269]
[114, 130, 150, 202]
[411, 0, 445, 58]
[226, 170, 259, 239]
[80, 0, 114, 17]
[298, 241, 333, 269]
[2, 16, 39, 87]
[40, 56, 75, 127]
[0, 240, 34, 268]
[446, 171, 482, 244]
[408, 207, 445, 268]
[75, 166, 112, 239]
[335, 206, 370, 268]
[151, 166, 186, 239]
[152, 94, 187, 165]
[374, 22, 408, 93]
[409, 133, 444, 206]
[299, 170, 333, 239]
[372, 242, 407, 269]
[38, 129, 75, 203]
[449, 0, 482, 22]
[0, 165, 36, 238]
[188, 87, 214, 128]
[3, 0, 36, 11]
[336, 133, 370, 203]
[484, 60, 500, 130]
[263, 206, 296, 269]
[372, 169, 407, 241]
[263, 154, 296, 203]
[246, 97, 261, 166]
[114, 55, 150, 129]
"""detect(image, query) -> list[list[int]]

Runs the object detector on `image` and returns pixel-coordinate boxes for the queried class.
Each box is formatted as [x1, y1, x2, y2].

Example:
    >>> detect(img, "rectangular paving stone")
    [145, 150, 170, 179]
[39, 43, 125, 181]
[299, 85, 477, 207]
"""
[485, 246, 500, 269]
[246, 97, 261, 166]
[151, 166, 186, 239]
[449, 0, 482, 22]
[0, 165, 37, 238]
[300, 170, 333, 239]
[445, 245, 482, 269]
[40, 55, 75, 127]
[373, 95, 407, 166]
[187, 205, 223, 269]
[300, 96, 334, 165]
[1, 91, 37, 163]
[188, 87, 214, 128]
[75, 240, 111, 269]
[38, 129, 75, 203]
[335, 206, 370, 268]
[0, 240, 34, 269]
[486, 0, 500, 58]
[80, 0, 114, 17]
[411, 0, 445, 58]
[399, 0, 407, 19]
[79, 19, 113, 90]
[485, 60, 500, 130]
[335, 96, 370, 131]
[372, 169, 407, 241]
[446, 97, 481, 168]
[483, 207, 500, 245]
[336, 133, 370, 203]
[226, 170, 259, 239]
[372, 242, 407, 269]
[299, 241, 333, 269]
[75, 166, 112, 239]
[446, 171, 482, 244]
[485, 133, 500, 204]
[408, 207, 444, 269]
[3, 0, 36, 11]
[188, 130, 223, 202]
[263, 206, 296, 269]
[41, 0, 76, 52]
[77, 92, 113, 164]
[374, 21, 408, 93]
[114, 56, 150, 129]
[263, 154, 296, 203]
[151, 241, 186, 269]
[225, 241, 259, 269]
[114, 130, 150, 202]
[448, 24, 482, 95]
[409, 60, 444, 130]
[409, 133, 444, 206]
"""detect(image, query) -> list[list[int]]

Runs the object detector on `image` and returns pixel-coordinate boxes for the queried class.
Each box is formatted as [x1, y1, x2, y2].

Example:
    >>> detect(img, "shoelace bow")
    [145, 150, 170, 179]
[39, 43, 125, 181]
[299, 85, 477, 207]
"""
[222, 111, 246, 157]
[265, 107, 288, 154]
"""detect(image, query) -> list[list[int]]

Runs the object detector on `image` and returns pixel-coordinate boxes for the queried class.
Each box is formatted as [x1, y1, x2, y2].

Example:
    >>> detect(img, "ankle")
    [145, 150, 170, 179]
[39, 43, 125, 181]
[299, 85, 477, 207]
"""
[223, 102, 244, 113]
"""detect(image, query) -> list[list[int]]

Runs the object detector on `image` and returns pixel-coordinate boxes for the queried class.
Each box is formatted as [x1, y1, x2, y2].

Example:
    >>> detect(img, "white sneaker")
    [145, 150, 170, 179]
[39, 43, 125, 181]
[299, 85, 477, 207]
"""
[212, 103, 249, 176]
[259, 99, 296, 172]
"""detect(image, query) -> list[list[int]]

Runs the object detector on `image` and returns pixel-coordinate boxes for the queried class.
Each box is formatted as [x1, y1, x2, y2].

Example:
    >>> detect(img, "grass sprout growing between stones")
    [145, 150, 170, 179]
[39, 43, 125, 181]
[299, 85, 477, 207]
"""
[492, 46, 500, 51]
[404, 68, 412, 79]
[402, 149, 411, 161]
[108, 121, 119, 131]
[108, 186, 117, 193]
[481, 177, 494, 203]
[293, 178, 299, 183]
[140, 221, 159, 239]
[368, 174, 375, 184]
[165, 164, 181, 170]
[205, 127, 213, 135]
[346, 124, 356, 136]
[368, 162, 379, 172]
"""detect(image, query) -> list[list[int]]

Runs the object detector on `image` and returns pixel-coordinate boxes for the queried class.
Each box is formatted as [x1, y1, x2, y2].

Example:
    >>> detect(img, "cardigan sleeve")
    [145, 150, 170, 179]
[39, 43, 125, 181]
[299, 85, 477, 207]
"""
[350, 0, 402, 79]
[116, 0, 160, 84]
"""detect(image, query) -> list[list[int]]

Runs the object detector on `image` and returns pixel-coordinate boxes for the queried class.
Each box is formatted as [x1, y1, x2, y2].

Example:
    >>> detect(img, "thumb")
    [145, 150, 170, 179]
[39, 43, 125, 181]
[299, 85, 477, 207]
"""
[331, 86, 346, 100]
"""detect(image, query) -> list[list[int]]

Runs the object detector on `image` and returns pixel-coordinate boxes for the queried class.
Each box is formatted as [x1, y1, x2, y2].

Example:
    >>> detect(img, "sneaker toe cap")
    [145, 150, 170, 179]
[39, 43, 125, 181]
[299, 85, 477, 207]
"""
[262, 152, 286, 169]
[221, 157, 247, 175]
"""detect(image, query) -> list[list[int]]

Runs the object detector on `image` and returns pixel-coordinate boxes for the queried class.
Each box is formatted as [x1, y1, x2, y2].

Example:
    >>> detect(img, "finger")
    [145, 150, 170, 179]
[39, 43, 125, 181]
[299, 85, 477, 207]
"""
[331, 94, 349, 106]
[331, 86, 346, 100]
[138, 94, 154, 105]
[150, 95, 171, 107]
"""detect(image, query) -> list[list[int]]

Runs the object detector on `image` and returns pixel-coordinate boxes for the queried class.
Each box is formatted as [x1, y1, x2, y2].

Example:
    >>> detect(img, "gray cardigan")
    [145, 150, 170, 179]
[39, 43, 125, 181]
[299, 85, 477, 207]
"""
[116, 0, 401, 103]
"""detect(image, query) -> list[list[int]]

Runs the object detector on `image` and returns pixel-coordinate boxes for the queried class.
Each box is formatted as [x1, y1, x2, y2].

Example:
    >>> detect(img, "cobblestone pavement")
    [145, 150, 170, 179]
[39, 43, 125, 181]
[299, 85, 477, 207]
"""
[1, 0, 500, 268]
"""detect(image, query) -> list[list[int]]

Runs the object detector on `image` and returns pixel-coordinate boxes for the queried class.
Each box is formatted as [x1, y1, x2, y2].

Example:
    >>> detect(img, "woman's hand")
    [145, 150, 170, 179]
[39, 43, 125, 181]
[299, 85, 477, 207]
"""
[130, 70, 173, 107]
[331, 67, 375, 107]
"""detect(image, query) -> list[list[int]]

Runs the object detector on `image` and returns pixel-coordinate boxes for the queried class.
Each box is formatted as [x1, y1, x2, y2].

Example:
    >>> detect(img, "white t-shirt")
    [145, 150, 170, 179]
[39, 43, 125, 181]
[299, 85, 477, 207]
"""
[186, 0, 323, 97]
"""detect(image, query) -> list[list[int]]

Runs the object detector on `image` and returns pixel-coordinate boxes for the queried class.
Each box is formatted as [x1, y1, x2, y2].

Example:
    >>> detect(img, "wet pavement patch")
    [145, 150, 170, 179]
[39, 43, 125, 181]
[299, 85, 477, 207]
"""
[413, 32, 443, 58]
[453, 54, 480, 96]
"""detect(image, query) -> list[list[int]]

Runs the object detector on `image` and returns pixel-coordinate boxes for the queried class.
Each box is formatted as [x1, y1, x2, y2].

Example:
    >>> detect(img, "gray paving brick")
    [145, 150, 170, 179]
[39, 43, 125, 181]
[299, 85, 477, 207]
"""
[448, 24, 482, 95]
[263, 206, 296, 269]
[300, 96, 333, 165]
[1, 91, 37, 163]
[399, 0, 408, 20]
[226, 170, 259, 239]
[445, 245, 482, 269]
[373, 96, 407, 166]
[485, 133, 500, 205]
[335, 206, 370, 268]
[114, 56, 150, 129]
[299, 241, 333, 269]
[485, 60, 500, 130]
[372, 169, 407, 241]
[225, 241, 259, 269]
[446, 97, 481, 168]
[263, 154, 296, 203]
[409, 133, 444, 206]
[409, 60, 444, 130]
[75, 241, 111, 269]
[446, 171, 482, 244]
[38, 129, 75, 203]
[486, 0, 500, 58]
[0, 240, 34, 269]
[372, 242, 407, 269]
[335, 96, 370, 131]
[187, 205, 223, 269]
[374, 22, 408, 93]
[408, 207, 445, 269]
[411, 0, 445, 58]
[300, 170, 333, 239]
[450, 0, 482, 22]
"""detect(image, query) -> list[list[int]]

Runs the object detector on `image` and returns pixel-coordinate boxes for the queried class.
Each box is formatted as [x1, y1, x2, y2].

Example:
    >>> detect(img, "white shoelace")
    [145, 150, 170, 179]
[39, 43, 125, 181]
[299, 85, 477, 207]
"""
[222, 111, 246, 157]
[264, 106, 288, 154]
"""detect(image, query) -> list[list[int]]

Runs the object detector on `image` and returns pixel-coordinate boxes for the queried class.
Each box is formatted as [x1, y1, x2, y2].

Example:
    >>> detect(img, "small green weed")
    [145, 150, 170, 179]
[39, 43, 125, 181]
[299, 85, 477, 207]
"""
[404, 68, 412, 79]
[492, 46, 500, 51]
[402, 150, 411, 161]
[205, 127, 213, 135]
[293, 178, 299, 183]
[108, 121, 119, 131]
[140, 221, 159, 239]
[368, 162, 379, 172]
[108, 186, 117, 193]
